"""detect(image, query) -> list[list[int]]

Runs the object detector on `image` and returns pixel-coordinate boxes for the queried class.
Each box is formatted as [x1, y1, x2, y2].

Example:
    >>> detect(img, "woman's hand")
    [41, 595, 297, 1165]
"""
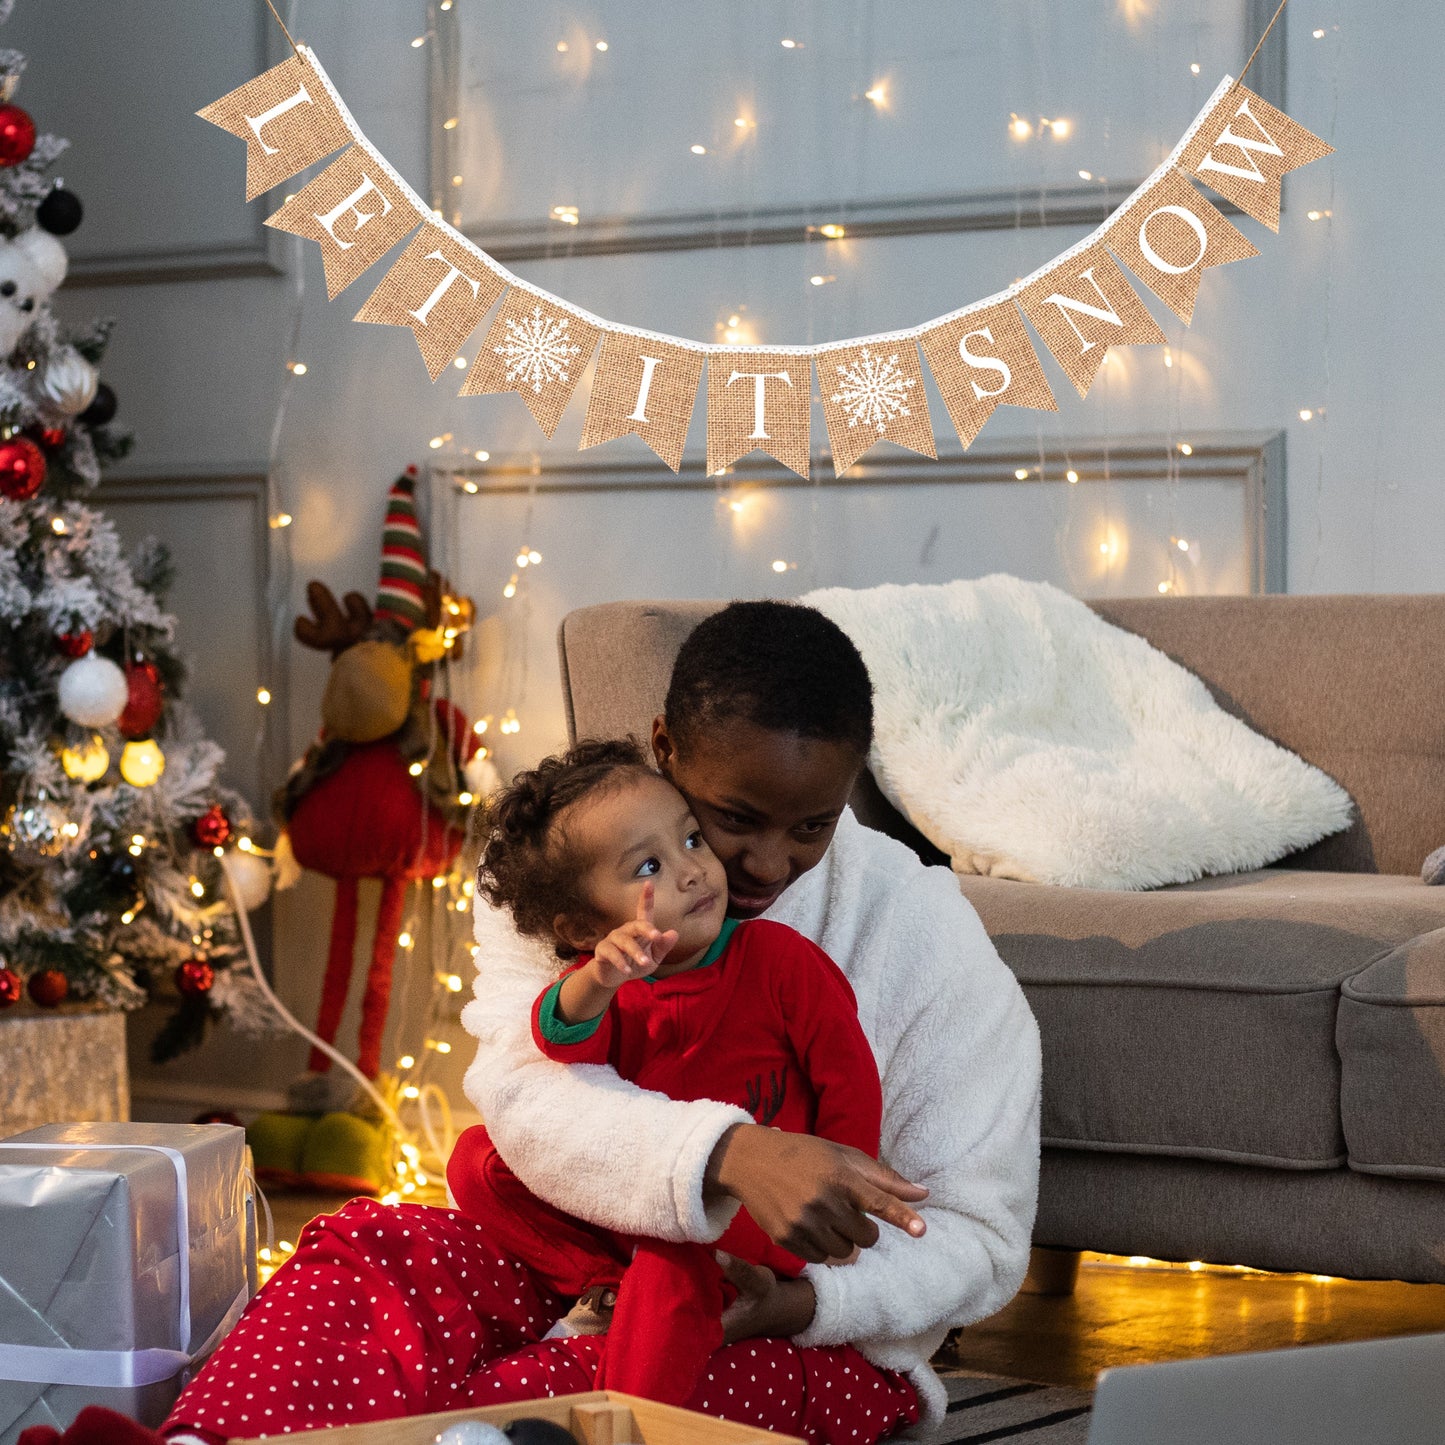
[718, 1255, 817, 1343]
[706, 1125, 928, 1264]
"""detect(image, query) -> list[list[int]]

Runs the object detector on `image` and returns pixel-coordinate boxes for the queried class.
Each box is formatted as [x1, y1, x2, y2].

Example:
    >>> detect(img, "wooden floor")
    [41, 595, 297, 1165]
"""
[264, 1195, 1445, 1394]
[949, 1254, 1445, 1391]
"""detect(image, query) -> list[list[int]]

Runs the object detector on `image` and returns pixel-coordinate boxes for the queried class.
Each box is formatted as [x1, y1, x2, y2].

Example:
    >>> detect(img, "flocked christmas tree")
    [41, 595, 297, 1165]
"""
[0, 11, 272, 1058]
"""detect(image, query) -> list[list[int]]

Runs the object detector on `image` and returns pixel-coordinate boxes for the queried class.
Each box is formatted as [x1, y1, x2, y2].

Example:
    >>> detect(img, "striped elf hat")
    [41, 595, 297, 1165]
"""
[376, 466, 428, 632]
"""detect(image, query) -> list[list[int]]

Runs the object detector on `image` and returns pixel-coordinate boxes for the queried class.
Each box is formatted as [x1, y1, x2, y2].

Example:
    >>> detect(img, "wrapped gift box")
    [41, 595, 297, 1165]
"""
[231, 1389, 805, 1444]
[0, 1122, 254, 1443]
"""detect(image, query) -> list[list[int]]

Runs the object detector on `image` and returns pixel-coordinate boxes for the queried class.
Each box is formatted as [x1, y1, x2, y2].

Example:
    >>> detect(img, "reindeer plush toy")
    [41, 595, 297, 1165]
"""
[277, 468, 487, 1088]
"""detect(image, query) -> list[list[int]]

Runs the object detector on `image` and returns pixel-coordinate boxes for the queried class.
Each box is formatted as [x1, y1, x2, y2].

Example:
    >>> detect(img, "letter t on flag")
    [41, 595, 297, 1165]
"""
[706, 351, 812, 479]
[580, 333, 704, 472]
[197, 55, 352, 201]
[355, 224, 506, 379]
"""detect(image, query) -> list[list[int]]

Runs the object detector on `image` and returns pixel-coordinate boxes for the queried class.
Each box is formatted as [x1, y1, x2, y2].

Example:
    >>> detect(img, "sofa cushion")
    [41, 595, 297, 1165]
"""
[1338, 929, 1445, 1181]
[958, 869, 1445, 1170]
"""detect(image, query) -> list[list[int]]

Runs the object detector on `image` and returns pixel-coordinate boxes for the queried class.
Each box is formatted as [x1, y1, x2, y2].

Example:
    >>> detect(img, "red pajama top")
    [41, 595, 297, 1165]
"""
[530, 918, 883, 1274]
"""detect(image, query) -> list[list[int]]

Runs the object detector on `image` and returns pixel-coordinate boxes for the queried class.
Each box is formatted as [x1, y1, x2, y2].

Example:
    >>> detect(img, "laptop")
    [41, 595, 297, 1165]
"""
[1087, 1332, 1445, 1445]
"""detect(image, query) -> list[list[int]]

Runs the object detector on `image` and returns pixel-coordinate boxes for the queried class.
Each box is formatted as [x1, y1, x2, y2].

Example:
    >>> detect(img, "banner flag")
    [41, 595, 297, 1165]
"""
[200, 46, 1333, 470]
[918, 301, 1058, 450]
[354, 224, 507, 379]
[580, 333, 704, 472]
[461, 291, 602, 438]
[1016, 245, 1168, 397]
[1179, 82, 1334, 232]
[264, 147, 420, 299]
[706, 352, 812, 480]
[815, 340, 936, 475]
[197, 55, 352, 201]
[1107, 167, 1258, 324]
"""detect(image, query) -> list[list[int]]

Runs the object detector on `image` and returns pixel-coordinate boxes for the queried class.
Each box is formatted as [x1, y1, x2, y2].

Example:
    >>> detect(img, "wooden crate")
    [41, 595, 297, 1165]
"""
[228, 1390, 804, 1444]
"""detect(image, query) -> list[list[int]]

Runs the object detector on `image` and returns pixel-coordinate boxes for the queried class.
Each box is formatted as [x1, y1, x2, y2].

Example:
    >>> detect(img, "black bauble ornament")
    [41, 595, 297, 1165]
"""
[503, 1421, 577, 1445]
[37, 187, 83, 236]
[98, 851, 138, 894]
[78, 382, 116, 428]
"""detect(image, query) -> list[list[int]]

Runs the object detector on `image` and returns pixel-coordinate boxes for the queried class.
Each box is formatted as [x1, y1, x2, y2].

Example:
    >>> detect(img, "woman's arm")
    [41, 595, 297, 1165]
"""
[792, 869, 1042, 1350]
[461, 900, 751, 1241]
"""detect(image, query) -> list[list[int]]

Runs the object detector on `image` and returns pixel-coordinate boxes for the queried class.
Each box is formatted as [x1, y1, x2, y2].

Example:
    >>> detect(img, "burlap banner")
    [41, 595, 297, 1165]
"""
[917, 301, 1058, 450]
[581, 333, 704, 472]
[196, 54, 351, 201]
[1017, 245, 1168, 398]
[1179, 82, 1334, 232]
[264, 147, 419, 299]
[707, 353, 812, 479]
[199, 46, 1333, 477]
[1107, 167, 1258, 324]
[815, 340, 936, 476]
[461, 291, 602, 438]
[355, 224, 507, 379]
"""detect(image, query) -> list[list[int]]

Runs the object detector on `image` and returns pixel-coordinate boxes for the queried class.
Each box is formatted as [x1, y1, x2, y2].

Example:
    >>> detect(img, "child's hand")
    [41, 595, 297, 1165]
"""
[589, 882, 679, 988]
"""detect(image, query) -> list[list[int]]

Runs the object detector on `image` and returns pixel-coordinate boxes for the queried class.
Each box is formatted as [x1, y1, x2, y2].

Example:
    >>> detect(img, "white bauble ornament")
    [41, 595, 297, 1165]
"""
[463, 749, 501, 801]
[58, 653, 128, 727]
[14, 229, 67, 295]
[434, 1423, 510, 1445]
[39, 346, 98, 416]
[225, 849, 273, 912]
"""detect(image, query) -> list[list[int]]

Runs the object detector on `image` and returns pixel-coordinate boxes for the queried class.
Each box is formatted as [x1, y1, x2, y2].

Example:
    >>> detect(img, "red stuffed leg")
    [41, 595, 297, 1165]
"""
[356, 873, 408, 1079]
[309, 874, 360, 1073]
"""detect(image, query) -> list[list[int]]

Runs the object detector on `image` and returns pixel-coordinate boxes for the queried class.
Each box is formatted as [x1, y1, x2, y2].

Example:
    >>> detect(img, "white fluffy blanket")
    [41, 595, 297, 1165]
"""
[805, 576, 1354, 890]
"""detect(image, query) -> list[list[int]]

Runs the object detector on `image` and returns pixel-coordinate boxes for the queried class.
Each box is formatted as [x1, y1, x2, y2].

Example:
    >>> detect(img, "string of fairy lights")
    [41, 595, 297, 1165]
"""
[235, 1, 1340, 1260]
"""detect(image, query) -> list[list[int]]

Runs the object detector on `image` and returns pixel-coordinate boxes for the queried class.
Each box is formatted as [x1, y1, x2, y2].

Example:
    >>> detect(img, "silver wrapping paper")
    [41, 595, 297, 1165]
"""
[0, 1122, 254, 1441]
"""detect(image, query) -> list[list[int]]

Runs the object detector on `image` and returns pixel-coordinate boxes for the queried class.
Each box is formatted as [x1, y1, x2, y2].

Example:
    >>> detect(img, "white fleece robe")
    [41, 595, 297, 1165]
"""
[461, 809, 1042, 1429]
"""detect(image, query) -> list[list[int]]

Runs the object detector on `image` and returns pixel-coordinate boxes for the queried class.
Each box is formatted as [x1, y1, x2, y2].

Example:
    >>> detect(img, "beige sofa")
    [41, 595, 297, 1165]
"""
[558, 594, 1445, 1284]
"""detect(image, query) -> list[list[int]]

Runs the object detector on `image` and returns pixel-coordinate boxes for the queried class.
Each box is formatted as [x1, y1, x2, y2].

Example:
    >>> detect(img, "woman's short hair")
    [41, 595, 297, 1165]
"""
[664, 601, 873, 757]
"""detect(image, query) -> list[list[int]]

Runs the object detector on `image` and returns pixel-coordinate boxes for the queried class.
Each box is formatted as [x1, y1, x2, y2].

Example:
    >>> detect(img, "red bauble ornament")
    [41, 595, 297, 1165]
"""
[0, 437, 46, 501]
[56, 629, 93, 658]
[27, 969, 68, 1008]
[0, 104, 36, 167]
[0, 967, 20, 1008]
[117, 659, 164, 739]
[192, 804, 231, 849]
[175, 958, 215, 998]
[40, 427, 67, 450]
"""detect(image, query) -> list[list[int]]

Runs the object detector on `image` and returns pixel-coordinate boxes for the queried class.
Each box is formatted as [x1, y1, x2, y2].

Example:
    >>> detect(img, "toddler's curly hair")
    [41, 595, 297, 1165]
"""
[476, 736, 653, 958]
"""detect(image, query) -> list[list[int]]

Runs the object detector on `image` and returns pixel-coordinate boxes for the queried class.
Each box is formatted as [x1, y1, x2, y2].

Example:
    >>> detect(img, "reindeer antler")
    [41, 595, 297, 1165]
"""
[294, 581, 375, 657]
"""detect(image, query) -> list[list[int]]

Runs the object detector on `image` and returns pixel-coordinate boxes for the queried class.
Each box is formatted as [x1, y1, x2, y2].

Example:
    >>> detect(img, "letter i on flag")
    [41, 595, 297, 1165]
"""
[580, 334, 704, 472]
[197, 54, 351, 199]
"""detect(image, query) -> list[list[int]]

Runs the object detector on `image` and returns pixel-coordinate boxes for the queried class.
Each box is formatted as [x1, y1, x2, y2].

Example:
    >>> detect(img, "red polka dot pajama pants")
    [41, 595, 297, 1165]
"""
[165, 1199, 920, 1444]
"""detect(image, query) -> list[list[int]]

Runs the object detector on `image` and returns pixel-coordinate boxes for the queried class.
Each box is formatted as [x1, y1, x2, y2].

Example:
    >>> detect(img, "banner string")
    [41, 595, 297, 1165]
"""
[262, 0, 301, 58]
[1237, 0, 1288, 89]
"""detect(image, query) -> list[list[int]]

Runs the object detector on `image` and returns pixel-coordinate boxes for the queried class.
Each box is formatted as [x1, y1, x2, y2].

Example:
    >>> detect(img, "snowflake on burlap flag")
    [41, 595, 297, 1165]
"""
[830, 347, 916, 433]
[494, 304, 582, 394]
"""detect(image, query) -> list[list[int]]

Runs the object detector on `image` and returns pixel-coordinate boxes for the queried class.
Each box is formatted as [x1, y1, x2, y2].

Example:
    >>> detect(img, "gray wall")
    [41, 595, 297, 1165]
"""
[10, 0, 1442, 1115]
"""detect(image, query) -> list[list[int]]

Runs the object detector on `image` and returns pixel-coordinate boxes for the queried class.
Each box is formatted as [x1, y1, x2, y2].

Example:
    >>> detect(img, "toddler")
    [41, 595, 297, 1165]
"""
[447, 737, 883, 1407]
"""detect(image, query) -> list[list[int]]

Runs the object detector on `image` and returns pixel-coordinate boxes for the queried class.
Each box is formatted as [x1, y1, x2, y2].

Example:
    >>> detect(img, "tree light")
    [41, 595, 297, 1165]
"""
[1009, 115, 1033, 141]
[398, 1054, 415, 1069]
[1190, 62, 1201, 74]
[51, 516, 67, 535]
[408, 761, 425, 777]
[1177, 442, 1193, 456]
[288, 361, 307, 375]
[1066, 470, 1079, 484]
[1078, 170, 1093, 181]
[1299, 408, 1315, 421]
[864, 84, 886, 105]
[690, 144, 707, 155]
[398, 932, 414, 950]
[269, 512, 293, 528]
[256, 688, 272, 705]
[780, 38, 799, 48]
[1014, 468, 1030, 481]
[819, 223, 846, 239]
[473, 450, 490, 461]
[594, 39, 608, 51]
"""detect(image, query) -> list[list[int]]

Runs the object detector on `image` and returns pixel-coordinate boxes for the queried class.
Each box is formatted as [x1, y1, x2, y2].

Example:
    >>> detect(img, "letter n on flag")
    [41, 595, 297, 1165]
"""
[1016, 245, 1167, 397]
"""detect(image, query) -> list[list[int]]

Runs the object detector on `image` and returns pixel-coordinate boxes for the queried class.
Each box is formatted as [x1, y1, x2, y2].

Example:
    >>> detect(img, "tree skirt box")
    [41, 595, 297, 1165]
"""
[0, 1122, 255, 1442]
[230, 1390, 804, 1444]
